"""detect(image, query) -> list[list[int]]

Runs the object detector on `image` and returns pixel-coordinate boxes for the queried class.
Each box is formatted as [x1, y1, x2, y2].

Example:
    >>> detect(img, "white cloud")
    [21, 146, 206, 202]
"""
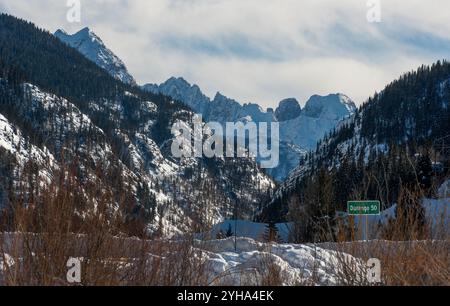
[2, 0, 450, 107]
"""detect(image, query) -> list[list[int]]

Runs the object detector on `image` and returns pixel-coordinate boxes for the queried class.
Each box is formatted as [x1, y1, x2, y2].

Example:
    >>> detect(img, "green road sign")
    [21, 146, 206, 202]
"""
[347, 201, 380, 215]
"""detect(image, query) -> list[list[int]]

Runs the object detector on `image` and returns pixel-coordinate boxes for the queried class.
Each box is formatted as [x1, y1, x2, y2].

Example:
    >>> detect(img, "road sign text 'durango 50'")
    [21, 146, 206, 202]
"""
[347, 201, 380, 215]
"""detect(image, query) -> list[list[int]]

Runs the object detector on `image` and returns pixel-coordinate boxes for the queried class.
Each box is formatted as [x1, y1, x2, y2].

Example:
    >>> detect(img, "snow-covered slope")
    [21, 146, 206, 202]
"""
[280, 111, 349, 153]
[278, 94, 356, 154]
[0, 78, 274, 236]
[54, 28, 136, 85]
[270, 94, 355, 181]
[0, 112, 56, 184]
[144, 78, 356, 181]
[0, 113, 54, 168]
[143, 77, 210, 114]
[200, 237, 362, 286]
[303, 93, 356, 120]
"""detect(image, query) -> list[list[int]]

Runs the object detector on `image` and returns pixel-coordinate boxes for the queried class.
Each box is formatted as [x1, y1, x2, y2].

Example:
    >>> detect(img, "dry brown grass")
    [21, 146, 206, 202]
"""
[0, 164, 210, 286]
[320, 239, 449, 286]
[325, 186, 449, 286]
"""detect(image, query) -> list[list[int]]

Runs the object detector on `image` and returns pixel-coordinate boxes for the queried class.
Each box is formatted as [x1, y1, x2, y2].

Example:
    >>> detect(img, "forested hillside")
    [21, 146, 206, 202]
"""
[263, 61, 450, 242]
[0, 14, 274, 236]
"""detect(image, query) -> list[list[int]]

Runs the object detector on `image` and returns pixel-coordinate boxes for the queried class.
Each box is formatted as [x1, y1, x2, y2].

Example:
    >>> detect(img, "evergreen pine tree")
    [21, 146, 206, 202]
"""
[225, 224, 234, 238]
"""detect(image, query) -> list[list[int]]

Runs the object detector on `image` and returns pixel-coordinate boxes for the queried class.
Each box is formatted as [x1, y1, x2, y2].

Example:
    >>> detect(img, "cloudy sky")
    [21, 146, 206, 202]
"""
[1, 0, 450, 108]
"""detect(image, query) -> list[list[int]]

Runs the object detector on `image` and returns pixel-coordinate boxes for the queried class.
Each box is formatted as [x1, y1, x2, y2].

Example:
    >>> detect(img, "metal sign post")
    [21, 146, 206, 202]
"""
[348, 201, 381, 241]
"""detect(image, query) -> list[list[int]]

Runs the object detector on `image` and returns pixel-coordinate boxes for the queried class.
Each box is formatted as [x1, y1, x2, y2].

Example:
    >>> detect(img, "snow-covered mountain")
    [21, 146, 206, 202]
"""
[0, 16, 276, 237]
[280, 94, 356, 150]
[54, 28, 136, 85]
[275, 98, 302, 121]
[144, 78, 356, 181]
[51, 27, 356, 181]
[264, 60, 450, 226]
[143, 77, 210, 115]
[0, 79, 274, 236]
[303, 93, 356, 120]
[142, 78, 277, 124]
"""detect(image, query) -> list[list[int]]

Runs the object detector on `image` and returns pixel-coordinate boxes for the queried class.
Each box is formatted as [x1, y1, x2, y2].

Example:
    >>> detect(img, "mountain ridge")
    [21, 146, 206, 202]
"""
[0, 14, 274, 236]
[53, 26, 356, 181]
[144, 77, 356, 181]
[55, 27, 136, 85]
[262, 60, 450, 232]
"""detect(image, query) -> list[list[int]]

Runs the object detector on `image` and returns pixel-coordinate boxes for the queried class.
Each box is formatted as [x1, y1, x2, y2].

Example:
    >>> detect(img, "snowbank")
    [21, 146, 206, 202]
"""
[198, 237, 362, 286]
